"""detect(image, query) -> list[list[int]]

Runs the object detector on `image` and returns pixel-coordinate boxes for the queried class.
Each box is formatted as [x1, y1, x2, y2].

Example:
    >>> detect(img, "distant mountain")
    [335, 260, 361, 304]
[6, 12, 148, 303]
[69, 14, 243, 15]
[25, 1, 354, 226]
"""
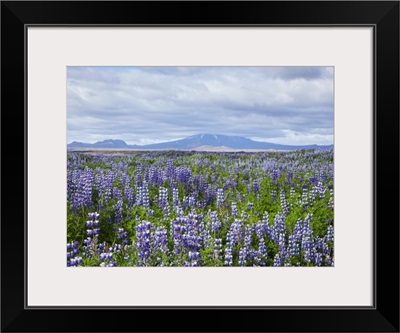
[68, 139, 135, 149]
[67, 134, 333, 151]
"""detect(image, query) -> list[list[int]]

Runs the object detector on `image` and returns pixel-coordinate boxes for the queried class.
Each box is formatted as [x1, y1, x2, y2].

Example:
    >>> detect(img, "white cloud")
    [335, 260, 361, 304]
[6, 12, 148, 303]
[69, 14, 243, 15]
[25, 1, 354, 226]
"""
[67, 66, 334, 145]
[252, 129, 333, 146]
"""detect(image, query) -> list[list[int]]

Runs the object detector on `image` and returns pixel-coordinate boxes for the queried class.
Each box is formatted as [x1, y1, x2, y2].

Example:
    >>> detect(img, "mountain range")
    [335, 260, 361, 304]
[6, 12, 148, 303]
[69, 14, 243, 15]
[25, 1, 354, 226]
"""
[68, 134, 333, 151]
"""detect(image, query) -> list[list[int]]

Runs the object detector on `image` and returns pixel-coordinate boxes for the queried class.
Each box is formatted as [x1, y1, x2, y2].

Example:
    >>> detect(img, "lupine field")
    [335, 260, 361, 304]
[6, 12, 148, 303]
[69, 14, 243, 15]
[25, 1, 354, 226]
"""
[67, 149, 334, 267]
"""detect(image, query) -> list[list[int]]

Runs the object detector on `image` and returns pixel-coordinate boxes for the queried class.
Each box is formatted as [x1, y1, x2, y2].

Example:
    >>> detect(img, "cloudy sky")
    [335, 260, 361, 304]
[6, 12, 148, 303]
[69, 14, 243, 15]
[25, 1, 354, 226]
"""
[67, 66, 334, 145]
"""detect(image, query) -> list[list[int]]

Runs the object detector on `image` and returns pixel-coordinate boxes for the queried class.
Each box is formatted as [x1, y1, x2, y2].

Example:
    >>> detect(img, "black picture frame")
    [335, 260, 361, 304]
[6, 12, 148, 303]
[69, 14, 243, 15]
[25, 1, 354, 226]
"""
[1, 1, 399, 332]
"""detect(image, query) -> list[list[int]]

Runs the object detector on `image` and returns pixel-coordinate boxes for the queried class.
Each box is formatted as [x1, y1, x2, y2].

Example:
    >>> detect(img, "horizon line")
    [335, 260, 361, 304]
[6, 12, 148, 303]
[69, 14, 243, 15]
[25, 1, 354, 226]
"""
[67, 134, 334, 147]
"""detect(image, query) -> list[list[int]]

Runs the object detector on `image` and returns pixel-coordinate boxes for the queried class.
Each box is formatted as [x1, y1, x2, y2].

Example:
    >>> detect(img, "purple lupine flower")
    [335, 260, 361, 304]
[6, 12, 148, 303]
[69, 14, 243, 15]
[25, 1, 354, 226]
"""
[96, 171, 113, 207]
[67, 241, 81, 266]
[287, 171, 293, 183]
[165, 159, 176, 180]
[82, 167, 94, 207]
[162, 204, 170, 220]
[124, 180, 134, 208]
[289, 185, 295, 198]
[70, 167, 94, 211]
[209, 211, 222, 234]
[223, 218, 243, 266]
[83, 237, 91, 246]
[100, 260, 117, 267]
[273, 253, 282, 266]
[313, 181, 326, 198]
[322, 241, 331, 257]
[135, 164, 143, 187]
[223, 246, 233, 266]
[135, 183, 150, 209]
[201, 229, 211, 249]
[153, 226, 169, 266]
[88, 212, 100, 221]
[301, 214, 315, 263]
[277, 232, 286, 255]
[172, 215, 185, 249]
[182, 196, 189, 209]
[273, 213, 286, 243]
[242, 225, 253, 265]
[227, 219, 242, 247]
[315, 237, 324, 251]
[280, 190, 289, 216]
[72, 241, 79, 254]
[309, 187, 316, 204]
[271, 169, 279, 182]
[231, 202, 238, 218]
[328, 188, 334, 209]
[203, 185, 215, 206]
[158, 187, 168, 208]
[182, 212, 202, 266]
[325, 256, 334, 266]
[69, 256, 83, 267]
[135, 186, 143, 206]
[292, 219, 303, 243]
[172, 187, 180, 209]
[327, 225, 334, 243]
[100, 252, 113, 261]
[301, 185, 309, 209]
[85, 212, 100, 257]
[157, 186, 170, 219]
[255, 223, 264, 240]
[288, 235, 300, 257]
[187, 251, 201, 266]
[114, 197, 123, 224]
[257, 237, 268, 266]
[188, 195, 196, 208]
[109, 243, 122, 253]
[142, 183, 150, 208]
[261, 211, 273, 237]
[213, 238, 223, 261]
[314, 252, 323, 266]
[216, 188, 224, 208]
[238, 247, 247, 266]
[135, 220, 152, 266]
[118, 227, 129, 245]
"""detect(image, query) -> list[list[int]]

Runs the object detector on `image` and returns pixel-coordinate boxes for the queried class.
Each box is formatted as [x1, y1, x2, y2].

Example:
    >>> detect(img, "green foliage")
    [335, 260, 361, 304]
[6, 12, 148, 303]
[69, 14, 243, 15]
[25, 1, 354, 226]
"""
[81, 256, 101, 267]
[67, 205, 87, 243]
[200, 245, 222, 266]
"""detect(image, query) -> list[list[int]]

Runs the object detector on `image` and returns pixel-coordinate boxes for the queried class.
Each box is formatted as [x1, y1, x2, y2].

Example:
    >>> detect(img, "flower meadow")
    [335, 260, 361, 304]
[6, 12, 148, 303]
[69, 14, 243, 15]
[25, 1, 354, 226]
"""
[67, 149, 334, 267]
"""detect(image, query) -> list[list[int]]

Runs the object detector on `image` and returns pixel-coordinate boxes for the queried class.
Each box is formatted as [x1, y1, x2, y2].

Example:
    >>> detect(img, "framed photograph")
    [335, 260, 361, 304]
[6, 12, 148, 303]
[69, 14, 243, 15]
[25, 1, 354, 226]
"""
[2, 1, 399, 332]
